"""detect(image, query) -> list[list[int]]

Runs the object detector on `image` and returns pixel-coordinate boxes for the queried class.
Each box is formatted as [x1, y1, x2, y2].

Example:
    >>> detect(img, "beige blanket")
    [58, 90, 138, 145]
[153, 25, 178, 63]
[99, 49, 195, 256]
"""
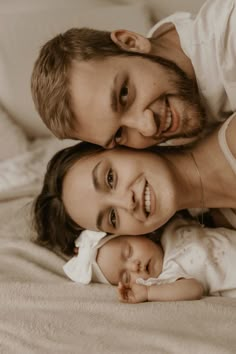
[1, 129, 236, 354]
[0, 194, 236, 354]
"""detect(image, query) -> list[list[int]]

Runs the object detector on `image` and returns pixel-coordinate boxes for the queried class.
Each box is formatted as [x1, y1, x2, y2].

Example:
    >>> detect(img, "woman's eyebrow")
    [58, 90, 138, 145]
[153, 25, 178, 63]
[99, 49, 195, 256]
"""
[92, 160, 106, 230]
[92, 160, 102, 190]
[96, 210, 104, 230]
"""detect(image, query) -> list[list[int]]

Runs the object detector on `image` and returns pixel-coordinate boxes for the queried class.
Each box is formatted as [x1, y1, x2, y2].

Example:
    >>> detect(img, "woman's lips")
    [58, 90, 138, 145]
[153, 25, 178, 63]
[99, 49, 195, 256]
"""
[144, 181, 155, 218]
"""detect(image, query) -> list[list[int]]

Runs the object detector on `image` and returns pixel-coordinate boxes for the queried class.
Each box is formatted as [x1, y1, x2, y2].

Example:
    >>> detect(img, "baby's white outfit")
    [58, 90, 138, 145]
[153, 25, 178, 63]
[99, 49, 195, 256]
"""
[138, 218, 236, 297]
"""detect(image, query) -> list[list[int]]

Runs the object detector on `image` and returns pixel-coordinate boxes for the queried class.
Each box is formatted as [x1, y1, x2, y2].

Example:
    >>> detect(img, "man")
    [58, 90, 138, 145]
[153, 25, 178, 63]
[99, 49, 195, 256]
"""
[31, 0, 236, 149]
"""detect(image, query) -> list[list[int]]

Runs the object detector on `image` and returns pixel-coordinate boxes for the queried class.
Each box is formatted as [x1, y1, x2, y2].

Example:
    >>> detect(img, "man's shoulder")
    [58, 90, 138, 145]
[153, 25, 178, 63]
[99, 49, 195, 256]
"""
[147, 12, 191, 40]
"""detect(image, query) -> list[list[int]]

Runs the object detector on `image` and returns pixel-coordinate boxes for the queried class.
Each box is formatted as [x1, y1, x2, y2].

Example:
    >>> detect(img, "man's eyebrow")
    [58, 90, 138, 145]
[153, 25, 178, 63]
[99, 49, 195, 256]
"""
[92, 160, 105, 230]
[102, 74, 119, 149]
[110, 74, 119, 113]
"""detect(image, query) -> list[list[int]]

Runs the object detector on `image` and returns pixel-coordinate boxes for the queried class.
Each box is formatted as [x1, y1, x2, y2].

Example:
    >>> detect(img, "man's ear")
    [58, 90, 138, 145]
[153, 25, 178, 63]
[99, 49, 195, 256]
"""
[110, 30, 151, 53]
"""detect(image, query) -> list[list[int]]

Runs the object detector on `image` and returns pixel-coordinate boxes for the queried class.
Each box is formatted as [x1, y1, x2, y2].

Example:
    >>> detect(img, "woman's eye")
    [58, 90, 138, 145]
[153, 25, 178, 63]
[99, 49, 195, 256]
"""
[119, 84, 128, 106]
[107, 168, 114, 188]
[109, 208, 117, 228]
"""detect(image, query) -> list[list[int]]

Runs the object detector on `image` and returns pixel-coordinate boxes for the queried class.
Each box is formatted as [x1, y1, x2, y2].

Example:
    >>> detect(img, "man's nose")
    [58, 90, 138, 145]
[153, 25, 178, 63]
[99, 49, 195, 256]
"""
[122, 109, 157, 137]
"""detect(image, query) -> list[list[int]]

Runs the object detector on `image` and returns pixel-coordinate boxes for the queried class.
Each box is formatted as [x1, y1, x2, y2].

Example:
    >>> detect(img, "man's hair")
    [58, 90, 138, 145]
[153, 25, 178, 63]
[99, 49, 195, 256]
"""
[33, 141, 104, 255]
[31, 27, 131, 139]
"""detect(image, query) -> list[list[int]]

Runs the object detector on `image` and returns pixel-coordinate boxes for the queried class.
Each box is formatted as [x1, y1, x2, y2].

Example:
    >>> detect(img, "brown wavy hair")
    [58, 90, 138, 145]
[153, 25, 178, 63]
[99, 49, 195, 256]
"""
[33, 141, 104, 255]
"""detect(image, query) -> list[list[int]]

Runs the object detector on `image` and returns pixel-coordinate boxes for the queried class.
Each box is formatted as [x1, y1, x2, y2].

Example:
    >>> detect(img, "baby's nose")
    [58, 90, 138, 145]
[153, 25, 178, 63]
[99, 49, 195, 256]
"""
[128, 259, 140, 272]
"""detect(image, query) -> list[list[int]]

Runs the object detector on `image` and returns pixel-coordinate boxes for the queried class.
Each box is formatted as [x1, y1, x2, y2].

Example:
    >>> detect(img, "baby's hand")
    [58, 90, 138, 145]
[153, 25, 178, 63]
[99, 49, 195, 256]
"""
[117, 281, 148, 304]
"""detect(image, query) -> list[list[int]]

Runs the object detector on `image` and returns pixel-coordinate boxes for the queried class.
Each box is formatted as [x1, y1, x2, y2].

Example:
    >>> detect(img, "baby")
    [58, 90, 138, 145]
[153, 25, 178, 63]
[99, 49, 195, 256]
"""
[64, 217, 236, 303]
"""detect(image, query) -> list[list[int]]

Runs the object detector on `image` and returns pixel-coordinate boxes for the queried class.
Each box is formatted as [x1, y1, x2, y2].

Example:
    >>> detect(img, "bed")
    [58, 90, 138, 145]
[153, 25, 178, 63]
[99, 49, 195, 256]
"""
[1, 1, 236, 353]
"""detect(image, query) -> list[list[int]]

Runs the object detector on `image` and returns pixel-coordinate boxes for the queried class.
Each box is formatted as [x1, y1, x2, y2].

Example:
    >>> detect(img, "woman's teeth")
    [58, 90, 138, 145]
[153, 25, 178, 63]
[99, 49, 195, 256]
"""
[144, 182, 151, 215]
[163, 107, 172, 132]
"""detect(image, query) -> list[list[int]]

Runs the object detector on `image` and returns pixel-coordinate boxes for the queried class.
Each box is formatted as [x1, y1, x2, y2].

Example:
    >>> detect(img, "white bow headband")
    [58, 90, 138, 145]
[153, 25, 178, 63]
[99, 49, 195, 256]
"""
[63, 229, 117, 284]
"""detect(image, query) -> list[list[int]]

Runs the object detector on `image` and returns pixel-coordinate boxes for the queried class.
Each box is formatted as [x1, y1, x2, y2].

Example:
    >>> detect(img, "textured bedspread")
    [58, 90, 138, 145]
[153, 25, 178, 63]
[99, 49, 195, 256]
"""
[0, 131, 236, 353]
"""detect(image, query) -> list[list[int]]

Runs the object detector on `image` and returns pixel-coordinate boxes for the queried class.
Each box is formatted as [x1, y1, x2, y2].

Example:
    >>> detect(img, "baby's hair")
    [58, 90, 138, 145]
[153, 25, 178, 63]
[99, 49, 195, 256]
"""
[33, 141, 104, 255]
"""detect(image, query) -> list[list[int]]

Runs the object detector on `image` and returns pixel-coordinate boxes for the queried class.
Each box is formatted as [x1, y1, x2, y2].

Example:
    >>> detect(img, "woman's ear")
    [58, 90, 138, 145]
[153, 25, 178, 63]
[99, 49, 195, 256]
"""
[110, 29, 151, 53]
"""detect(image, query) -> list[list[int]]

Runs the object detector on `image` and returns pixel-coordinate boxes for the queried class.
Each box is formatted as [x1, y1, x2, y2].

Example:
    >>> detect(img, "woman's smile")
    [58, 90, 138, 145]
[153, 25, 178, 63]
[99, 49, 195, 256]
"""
[143, 180, 156, 218]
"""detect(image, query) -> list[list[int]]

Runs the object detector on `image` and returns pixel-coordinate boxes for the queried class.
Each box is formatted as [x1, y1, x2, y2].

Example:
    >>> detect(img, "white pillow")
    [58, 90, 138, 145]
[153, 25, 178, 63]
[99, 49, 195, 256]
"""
[0, 135, 76, 201]
[0, 103, 28, 161]
[0, 0, 151, 138]
[147, 0, 206, 21]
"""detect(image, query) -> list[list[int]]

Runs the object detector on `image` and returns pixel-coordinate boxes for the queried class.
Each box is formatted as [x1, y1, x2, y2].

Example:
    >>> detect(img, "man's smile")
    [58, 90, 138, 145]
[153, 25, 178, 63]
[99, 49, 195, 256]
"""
[154, 96, 180, 141]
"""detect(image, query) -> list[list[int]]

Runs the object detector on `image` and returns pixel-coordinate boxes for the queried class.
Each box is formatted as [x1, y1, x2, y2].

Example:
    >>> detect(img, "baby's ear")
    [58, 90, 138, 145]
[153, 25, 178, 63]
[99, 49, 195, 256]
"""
[73, 246, 79, 255]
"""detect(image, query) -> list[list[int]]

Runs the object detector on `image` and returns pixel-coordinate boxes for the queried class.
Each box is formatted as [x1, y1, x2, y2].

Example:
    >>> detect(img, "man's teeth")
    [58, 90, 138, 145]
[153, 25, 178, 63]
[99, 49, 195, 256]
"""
[163, 107, 172, 132]
[144, 183, 151, 214]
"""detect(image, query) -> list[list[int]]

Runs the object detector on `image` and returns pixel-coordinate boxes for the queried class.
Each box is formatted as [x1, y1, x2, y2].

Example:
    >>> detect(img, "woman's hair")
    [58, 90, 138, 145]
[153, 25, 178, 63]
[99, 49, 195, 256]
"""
[33, 141, 104, 256]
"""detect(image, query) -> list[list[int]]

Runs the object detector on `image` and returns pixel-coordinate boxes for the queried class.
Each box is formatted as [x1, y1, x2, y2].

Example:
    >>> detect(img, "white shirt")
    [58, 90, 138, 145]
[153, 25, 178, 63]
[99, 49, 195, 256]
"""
[218, 113, 236, 228]
[148, 0, 236, 127]
[137, 218, 236, 297]
[148, 2, 236, 228]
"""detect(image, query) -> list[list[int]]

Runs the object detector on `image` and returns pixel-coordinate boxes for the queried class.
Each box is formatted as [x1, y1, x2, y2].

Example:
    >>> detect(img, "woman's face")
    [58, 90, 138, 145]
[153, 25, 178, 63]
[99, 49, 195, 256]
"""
[97, 235, 163, 285]
[62, 148, 178, 235]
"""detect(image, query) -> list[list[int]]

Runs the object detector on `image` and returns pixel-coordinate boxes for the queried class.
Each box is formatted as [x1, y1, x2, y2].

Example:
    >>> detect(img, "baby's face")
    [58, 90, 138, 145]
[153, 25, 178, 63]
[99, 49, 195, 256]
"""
[97, 235, 163, 285]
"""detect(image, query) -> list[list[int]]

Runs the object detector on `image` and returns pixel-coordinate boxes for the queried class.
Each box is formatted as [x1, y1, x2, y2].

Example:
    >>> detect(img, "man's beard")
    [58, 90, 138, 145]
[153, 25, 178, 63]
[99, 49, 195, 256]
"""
[124, 51, 207, 141]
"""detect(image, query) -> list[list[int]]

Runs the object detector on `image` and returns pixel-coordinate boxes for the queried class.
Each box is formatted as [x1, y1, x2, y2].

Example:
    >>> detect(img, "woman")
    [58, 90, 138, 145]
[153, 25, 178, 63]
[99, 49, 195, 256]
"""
[34, 113, 236, 255]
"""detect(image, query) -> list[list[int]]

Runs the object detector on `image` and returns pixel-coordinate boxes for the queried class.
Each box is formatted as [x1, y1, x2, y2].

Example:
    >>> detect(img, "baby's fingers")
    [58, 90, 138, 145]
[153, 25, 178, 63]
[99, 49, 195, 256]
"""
[117, 282, 136, 304]
[117, 282, 129, 302]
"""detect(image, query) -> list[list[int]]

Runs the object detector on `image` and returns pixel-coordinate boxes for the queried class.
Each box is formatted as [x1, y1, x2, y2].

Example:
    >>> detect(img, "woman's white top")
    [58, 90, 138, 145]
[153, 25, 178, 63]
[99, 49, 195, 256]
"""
[137, 218, 236, 297]
[148, 0, 236, 129]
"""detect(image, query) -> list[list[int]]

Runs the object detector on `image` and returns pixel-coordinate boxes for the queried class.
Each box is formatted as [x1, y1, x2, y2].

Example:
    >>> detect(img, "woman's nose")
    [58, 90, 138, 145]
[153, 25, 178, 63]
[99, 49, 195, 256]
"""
[109, 190, 136, 212]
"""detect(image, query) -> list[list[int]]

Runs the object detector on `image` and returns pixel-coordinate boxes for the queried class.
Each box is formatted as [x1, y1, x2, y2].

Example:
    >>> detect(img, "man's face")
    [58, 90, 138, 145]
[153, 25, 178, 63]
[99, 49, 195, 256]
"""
[70, 54, 205, 149]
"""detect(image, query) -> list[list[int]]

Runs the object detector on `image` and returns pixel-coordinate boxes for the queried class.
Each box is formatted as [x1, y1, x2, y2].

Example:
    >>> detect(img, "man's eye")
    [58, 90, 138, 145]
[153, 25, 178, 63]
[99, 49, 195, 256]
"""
[109, 208, 116, 228]
[119, 85, 128, 106]
[114, 127, 123, 144]
[106, 168, 114, 188]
